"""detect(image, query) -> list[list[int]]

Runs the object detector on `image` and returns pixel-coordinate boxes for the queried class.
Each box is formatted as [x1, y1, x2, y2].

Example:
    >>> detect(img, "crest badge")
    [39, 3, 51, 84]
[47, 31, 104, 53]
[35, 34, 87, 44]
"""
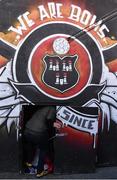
[42, 54, 79, 92]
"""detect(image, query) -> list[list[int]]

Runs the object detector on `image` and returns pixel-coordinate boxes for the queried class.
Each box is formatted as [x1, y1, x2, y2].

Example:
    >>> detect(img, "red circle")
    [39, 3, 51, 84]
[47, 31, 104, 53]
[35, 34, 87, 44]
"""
[31, 35, 91, 99]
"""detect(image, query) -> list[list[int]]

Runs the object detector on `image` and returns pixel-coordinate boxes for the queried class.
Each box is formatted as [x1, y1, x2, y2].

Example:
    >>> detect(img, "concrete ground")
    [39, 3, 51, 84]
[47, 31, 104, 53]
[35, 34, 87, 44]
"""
[0, 166, 117, 179]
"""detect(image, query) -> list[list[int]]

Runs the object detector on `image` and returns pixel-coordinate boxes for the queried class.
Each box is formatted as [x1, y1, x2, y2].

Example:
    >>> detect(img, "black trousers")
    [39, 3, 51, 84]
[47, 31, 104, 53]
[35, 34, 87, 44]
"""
[23, 129, 49, 172]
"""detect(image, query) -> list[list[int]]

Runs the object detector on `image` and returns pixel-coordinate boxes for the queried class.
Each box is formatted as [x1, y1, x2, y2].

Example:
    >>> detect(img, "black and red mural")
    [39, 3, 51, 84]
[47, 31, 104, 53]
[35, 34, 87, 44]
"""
[0, 0, 117, 173]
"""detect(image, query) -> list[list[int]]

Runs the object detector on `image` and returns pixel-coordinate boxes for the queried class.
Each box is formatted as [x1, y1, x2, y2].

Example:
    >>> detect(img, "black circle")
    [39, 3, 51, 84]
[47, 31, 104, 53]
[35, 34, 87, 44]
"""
[14, 22, 103, 85]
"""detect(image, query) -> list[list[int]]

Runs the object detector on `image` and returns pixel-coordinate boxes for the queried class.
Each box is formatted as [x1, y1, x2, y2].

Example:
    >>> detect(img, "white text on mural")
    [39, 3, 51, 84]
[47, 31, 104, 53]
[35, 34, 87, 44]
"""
[56, 107, 98, 135]
[8, 2, 109, 39]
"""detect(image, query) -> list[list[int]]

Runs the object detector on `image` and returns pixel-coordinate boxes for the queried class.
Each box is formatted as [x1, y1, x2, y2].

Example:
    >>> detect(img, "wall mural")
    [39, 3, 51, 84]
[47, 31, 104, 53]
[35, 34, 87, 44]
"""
[0, 0, 117, 166]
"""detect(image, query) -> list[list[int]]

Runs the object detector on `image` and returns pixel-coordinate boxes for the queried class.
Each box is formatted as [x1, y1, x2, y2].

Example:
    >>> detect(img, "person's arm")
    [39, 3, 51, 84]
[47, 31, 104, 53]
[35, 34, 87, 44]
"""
[47, 106, 62, 130]
[47, 107, 56, 122]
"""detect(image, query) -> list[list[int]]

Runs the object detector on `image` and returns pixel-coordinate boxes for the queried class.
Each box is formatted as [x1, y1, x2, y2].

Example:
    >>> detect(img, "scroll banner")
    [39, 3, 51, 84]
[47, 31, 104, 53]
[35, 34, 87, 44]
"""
[56, 106, 98, 148]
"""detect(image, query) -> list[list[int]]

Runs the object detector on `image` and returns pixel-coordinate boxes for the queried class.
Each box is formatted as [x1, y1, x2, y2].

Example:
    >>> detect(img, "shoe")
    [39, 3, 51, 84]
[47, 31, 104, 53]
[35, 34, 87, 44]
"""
[26, 162, 32, 167]
[36, 170, 49, 178]
[24, 162, 37, 174]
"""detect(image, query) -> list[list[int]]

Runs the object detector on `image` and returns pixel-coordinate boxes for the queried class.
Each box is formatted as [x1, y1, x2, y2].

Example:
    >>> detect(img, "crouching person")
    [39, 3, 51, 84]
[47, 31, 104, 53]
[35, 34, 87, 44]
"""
[23, 106, 61, 178]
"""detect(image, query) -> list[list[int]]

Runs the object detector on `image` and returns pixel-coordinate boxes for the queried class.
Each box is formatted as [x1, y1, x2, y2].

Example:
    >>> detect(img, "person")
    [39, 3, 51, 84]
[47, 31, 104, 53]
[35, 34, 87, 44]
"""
[23, 105, 61, 178]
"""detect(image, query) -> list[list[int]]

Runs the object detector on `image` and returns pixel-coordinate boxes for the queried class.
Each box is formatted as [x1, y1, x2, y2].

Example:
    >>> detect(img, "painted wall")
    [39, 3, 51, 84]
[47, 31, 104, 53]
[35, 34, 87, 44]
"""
[0, 0, 117, 169]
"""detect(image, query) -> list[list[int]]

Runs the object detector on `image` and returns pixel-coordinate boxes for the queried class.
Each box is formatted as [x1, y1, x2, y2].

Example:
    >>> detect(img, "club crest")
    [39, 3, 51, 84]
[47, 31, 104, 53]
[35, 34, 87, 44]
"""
[42, 54, 79, 93]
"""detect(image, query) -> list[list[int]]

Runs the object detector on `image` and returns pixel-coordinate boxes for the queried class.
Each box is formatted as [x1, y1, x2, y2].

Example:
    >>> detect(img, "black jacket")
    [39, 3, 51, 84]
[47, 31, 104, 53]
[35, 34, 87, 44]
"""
[25, 106, 56, 135]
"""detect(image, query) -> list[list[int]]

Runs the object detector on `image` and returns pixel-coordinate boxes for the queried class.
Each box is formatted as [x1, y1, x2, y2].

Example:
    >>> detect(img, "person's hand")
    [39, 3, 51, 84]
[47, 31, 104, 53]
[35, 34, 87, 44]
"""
[53, 122, 62, 129]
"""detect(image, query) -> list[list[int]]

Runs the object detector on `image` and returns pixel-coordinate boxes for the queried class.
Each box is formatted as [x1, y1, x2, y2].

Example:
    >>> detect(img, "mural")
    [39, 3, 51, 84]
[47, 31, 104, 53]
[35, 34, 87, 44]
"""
[0, 0, 117, 168]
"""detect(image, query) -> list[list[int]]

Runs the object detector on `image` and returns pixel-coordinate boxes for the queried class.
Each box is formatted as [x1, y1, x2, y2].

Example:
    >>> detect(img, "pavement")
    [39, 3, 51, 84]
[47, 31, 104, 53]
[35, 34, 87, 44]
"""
[0, 166, 117, 179]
